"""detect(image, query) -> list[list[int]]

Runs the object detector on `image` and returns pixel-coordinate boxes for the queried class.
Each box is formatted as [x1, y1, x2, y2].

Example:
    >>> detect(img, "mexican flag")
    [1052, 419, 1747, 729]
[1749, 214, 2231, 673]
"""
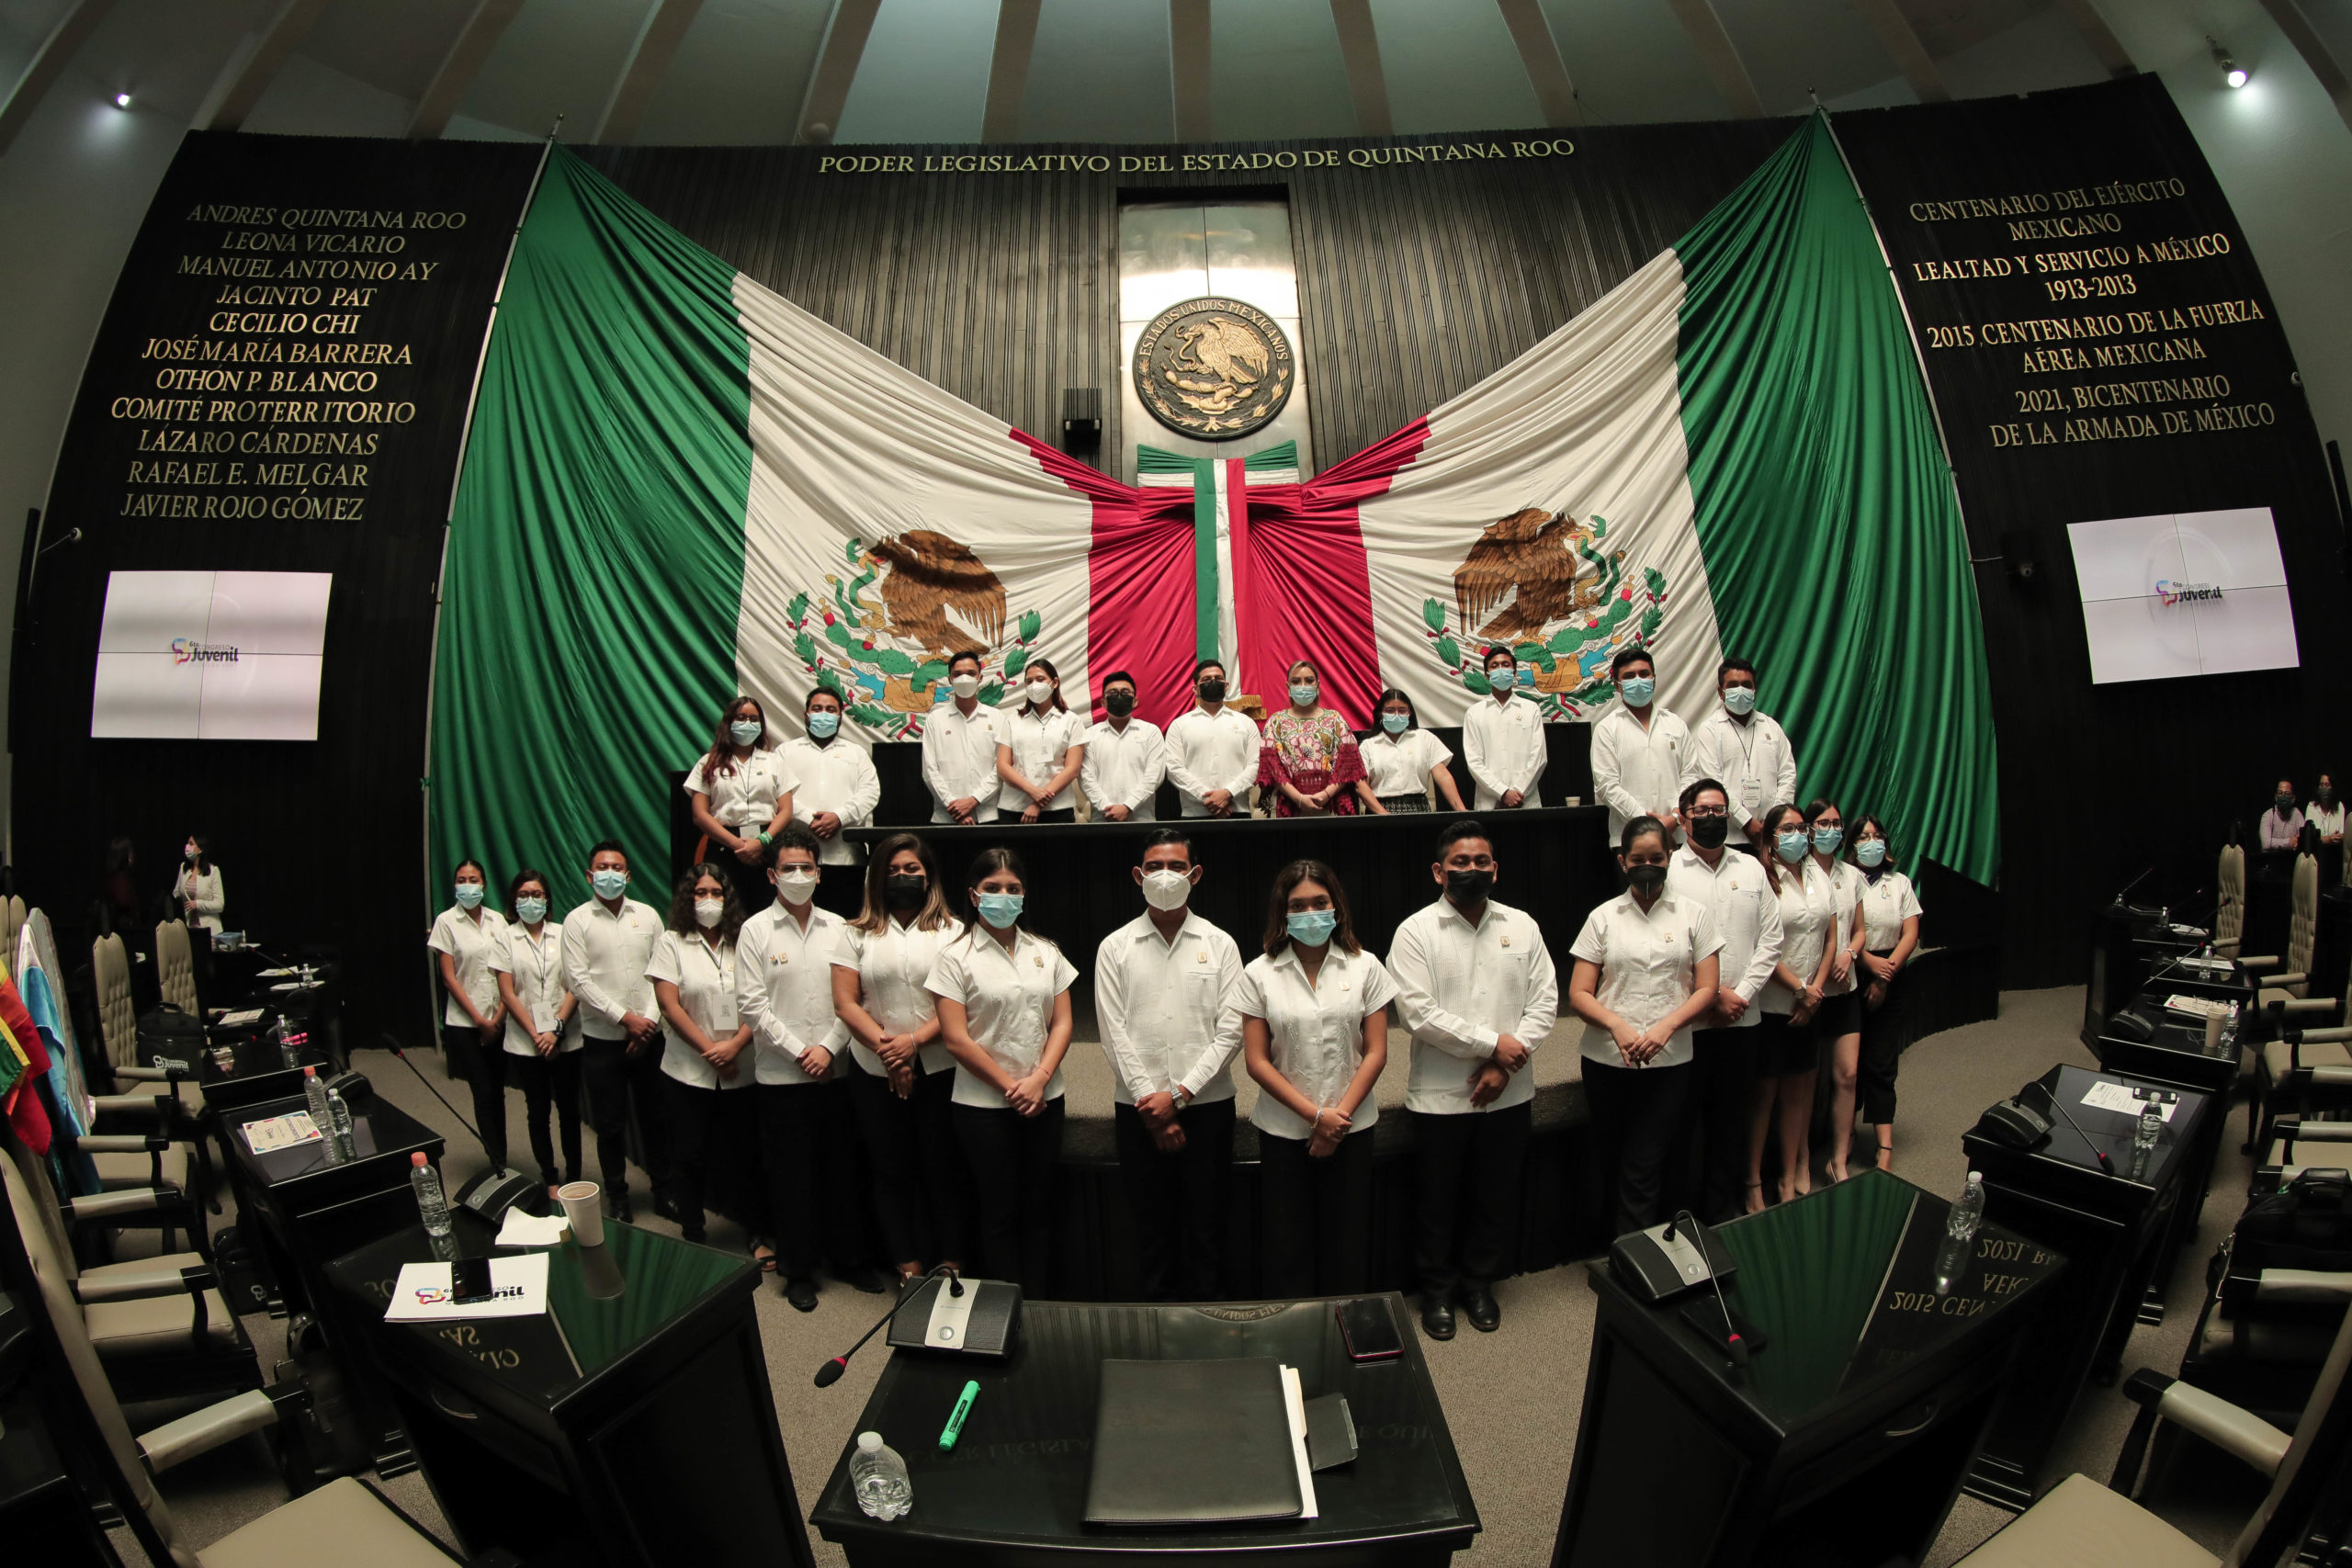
[430, 117, 1997, 894]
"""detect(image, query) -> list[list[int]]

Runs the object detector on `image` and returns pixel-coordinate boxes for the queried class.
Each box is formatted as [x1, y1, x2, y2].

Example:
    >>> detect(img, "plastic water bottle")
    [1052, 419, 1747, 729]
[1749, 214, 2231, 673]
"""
[2134, 1099, 2164, 1159]
[327, 1089, 356, 1160]
[1947, 1171, 1985, 1244]
[851, 1432, 913, 1520]
[277, 1020, 300, 1070]
[301, 1066, 336, 1159]
[410, 1152, 454, 1243]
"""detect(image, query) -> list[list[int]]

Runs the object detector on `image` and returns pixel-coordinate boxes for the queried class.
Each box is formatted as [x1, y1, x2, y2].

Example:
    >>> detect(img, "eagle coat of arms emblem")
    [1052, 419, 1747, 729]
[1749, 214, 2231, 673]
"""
[1133, 297, 1295, 439]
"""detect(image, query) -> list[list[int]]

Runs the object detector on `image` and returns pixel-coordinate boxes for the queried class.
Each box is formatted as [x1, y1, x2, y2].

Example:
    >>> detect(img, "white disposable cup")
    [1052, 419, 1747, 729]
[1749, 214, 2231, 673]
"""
[558, 1181, 605, 1247]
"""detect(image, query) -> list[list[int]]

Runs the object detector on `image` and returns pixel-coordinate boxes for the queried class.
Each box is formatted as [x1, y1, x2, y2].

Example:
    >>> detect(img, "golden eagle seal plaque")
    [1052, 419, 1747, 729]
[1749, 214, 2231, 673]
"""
[1132, 297, 1295, 440]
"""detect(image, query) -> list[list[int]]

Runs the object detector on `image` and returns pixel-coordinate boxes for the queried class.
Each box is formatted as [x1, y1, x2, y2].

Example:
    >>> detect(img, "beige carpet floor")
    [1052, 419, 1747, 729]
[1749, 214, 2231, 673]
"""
[109, 985, 2272, 1565]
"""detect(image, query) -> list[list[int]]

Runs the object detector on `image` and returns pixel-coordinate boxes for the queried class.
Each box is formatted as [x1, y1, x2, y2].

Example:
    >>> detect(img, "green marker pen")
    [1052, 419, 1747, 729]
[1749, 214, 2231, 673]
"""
[939, 1380, 980, 1451]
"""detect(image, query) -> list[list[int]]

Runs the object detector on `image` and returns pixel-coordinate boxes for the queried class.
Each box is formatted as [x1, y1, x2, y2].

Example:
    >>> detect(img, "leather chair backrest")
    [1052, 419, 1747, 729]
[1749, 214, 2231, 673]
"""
[2224, 1296, 2352, 1566]
[155, 919, 198, 1017]
[0, 895, 20, 979]
[2220, 842, 2245, 906]
[2288, 853, 2318, 978]
[0, 1144, 193, 1565]
[93, 932, 138, 1069]
[2, 1130, 79, 1284]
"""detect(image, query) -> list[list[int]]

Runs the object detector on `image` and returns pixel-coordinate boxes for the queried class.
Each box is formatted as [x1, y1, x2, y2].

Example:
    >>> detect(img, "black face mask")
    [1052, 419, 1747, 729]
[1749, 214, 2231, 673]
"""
[883, 875, 928, 911]
[2322, 788, 2336, 806]
[1445, 868, 1494, 906]
[1627, 863, 1668, 896]
[1689, 816, 1728, 850]
[1198, 680, 1226, 704]
[2278, 795, 2296, 813]
[1104, 690, 1135, 717]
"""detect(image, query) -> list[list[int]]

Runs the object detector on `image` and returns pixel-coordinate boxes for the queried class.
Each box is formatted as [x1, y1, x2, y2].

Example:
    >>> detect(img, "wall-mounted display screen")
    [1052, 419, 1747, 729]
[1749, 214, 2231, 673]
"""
[91, 570, 333, 739]
[2066, 507, 2297, 685]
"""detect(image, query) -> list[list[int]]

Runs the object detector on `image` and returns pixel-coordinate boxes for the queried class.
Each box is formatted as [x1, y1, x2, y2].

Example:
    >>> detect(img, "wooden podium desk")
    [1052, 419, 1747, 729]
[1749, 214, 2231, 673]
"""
[1553, 1171, 2064, 1568]
[327, 1215, 811, 1568]
[811, 1293, 1477, 1567]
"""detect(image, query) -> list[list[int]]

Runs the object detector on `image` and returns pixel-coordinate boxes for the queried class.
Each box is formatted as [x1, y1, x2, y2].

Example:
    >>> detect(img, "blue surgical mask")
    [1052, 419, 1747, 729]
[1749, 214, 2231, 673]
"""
[976, 893, 1024, 930]
[729, 719, 763, 745]
[1812, 825, 1843, 855]
[1619, 674, 1656, 706]
[1775, 831, 1809, 864]
[1381, 712, 1410, 735]
[1856, 840, 1886, 868]
[807, 710, 841, 739]
[1290, 683, 1317, 707]
[1722, 686, 1757, 716]
[1286, 909, 1339, 947]
[514, 896, 548, 923]
[591, 868, 628, 899]
[454, 883, 483, 910]
[1487, 665, 1515, 691]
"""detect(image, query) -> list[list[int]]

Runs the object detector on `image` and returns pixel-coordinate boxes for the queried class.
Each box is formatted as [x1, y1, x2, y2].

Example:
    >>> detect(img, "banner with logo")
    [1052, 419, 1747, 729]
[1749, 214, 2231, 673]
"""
[432, 119, 1997, 888]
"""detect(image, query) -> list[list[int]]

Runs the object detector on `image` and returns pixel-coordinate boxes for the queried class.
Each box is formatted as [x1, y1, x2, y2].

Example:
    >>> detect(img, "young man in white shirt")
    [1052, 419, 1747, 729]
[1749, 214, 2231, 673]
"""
[1165, 659, 1260, 818]
[1387, 818, 1559, 1339]
[779, 686, 882, 917]
[560, 840, 669, 1222]
[1095, 831, 1250, 1297]
[1094, 829, 1245, 1300]
[734, 823, 886, 1309]
[1682, 657, 1798, 851]
[1663, 778, 1784, 1222]
[1461, 646, 1545, 809]
[1080, 669, 1168, 822]
[1590, 645, 1690, 845]
[920, 650, 1001, 825]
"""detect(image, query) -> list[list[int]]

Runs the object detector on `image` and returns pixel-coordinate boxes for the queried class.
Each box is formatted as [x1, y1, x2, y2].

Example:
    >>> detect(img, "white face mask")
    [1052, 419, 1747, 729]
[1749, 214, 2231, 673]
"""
[1025, 680, 1053, 706]
[775, 869, 820, 906]
[693, 897, 725, 929]
[1140, 869, 1192, 911]
[949, 673, 980, 699]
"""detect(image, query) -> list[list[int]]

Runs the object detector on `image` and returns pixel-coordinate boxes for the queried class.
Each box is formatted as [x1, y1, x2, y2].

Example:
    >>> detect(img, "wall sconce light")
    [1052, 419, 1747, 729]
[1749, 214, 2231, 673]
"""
[2211, 39, 2247, 89]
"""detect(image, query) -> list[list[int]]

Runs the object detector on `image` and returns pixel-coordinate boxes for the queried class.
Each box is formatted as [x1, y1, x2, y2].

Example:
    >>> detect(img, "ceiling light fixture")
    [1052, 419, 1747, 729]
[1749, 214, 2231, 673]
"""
[2210, 39, 2247, 89]
[113, 91, 131, 109]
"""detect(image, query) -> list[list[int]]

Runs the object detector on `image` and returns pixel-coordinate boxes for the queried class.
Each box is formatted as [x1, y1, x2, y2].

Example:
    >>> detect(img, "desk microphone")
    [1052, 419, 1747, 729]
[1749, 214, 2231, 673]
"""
[816, 1266, 961, 1387]
[2033, 1080, 2112, 1173]
[1673, 1210, 1747, 1371]
[380, 1032, 489, 1151]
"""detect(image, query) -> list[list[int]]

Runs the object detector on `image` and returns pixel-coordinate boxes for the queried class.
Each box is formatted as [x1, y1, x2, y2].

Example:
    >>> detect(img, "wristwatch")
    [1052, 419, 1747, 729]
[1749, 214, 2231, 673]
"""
[1171, 1086, 1193, 1110]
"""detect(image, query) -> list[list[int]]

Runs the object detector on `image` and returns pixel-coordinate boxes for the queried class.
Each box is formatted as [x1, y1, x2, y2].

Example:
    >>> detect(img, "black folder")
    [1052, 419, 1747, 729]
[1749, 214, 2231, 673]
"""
[1083, 1357, 1304, 1528]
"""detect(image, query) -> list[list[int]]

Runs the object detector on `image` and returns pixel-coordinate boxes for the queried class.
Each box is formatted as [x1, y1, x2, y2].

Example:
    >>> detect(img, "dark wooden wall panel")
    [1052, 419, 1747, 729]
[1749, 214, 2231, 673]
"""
[584, 123, 1792, 473]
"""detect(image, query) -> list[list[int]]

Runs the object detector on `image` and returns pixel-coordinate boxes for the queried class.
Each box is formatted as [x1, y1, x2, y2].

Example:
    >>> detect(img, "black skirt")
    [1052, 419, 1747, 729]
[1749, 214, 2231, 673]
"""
[1377, 793, 1429, 814]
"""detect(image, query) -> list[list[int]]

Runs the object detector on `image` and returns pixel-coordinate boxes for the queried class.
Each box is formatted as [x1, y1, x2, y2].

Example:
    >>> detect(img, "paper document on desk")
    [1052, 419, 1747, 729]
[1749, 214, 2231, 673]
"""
[256, 967, 296, 978]
[494, 1209, 568, 1248]
[383, 1255, 549, 1322]
[242, 1111, 321, 1153]
[2080, 1081, 2178, 1121]
[1281, 1364, 1319, 1520]
[2160, 994, 2235, 1021]
[217, 1008, 266, 1027]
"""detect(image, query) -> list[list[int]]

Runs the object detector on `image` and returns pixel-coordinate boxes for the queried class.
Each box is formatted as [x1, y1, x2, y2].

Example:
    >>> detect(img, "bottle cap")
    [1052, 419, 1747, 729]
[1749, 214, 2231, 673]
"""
[411, 1151, 428, 1167]
[302, 1065, 316, 1077]
[857, 1432, 883, 1453]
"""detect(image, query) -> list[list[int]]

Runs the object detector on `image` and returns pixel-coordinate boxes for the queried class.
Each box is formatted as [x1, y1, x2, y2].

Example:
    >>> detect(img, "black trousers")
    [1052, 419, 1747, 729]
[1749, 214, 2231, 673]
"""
[1410, 1102, 1531, 1296]
[844, 1057, 969, 1268]
[952, 1099, 1066, 1292]
[1584, 1058, 1695, 1237]
[1259, 1128, 1374, 1299]
[581, 1035, 671, 1196]
[757, 1079, 878, 1282]
[714, 839, 773, 915]
[1858, 957, 1905, 1124]
[1113, 1098, 1235, 1301]
[663, 1077, 763, 1236]
[1004, 807, 1078, 824]
[442, 1024, 510, 1172]
[1675, 1027, 1758, 1223]
[510, 1048, 582, 1186]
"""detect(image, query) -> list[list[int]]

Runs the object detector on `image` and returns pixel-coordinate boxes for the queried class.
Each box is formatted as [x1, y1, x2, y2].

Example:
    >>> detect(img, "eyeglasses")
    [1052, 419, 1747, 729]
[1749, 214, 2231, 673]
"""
[1685, 806, 1728, 819]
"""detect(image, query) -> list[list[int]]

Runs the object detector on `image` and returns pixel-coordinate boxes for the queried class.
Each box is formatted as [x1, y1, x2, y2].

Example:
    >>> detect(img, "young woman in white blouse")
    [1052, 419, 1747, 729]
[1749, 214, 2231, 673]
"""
[171, 834, 225, 933]
[492, 869, 581, 1198]
[1241, 859, 1395, 1297]
[428, 856, 512, 1173]
[831, 832, 970, 1286]
[685, 694, 798, 915]
[1804, 798, 1870, 1184]
[1566, 816, 1724, 1236]
[1848, 815, 1924, 1174]
[996, 657, 1086, 824]
[1747, 803, 1838, 1210]
[647, 864, 755, 1247]
[926, 847, 1077, 1290]
[1355, 688, 1467, 815]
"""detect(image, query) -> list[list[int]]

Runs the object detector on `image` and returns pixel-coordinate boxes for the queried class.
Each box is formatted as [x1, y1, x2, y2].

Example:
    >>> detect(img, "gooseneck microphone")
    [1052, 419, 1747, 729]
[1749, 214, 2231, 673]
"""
[381, 1032, 492, 1154]
[815, 1265, 961, 1387]
[2036, 1080, 2113, 1173]
[1673, 1209, 1747, 1371]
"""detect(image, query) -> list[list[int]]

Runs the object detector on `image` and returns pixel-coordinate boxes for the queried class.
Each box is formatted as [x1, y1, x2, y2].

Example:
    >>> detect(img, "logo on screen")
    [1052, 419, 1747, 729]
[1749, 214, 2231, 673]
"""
[170, 638, 240, 664]
[2154, 581, 2222, 606]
